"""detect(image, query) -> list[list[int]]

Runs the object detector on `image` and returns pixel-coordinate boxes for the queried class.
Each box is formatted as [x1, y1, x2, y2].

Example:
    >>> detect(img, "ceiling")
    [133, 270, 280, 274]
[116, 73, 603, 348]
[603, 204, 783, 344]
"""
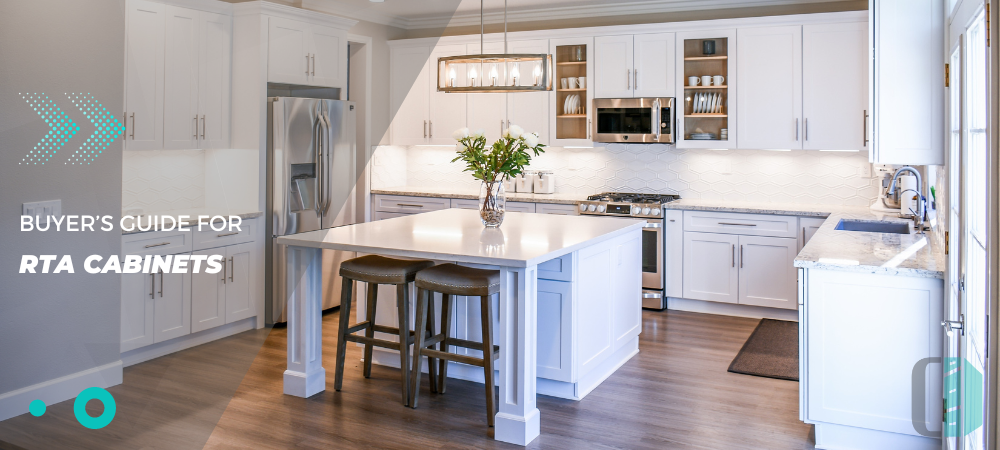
[302, 0, 858, 30]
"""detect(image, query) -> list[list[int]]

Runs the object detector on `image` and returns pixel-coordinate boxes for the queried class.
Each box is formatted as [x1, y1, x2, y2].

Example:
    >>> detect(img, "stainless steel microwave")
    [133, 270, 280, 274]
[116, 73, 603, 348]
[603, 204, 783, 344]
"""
[592, 97, 674, 143]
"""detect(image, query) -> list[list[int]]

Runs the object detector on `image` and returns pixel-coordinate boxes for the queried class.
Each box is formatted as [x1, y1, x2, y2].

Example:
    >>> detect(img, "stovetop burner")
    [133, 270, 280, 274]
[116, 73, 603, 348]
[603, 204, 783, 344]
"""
[587, 192, 681, 204]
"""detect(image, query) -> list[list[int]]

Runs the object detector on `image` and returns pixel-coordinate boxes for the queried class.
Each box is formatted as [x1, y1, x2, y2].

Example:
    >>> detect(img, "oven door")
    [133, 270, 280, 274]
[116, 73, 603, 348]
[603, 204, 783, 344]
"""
[593, 97, 674, 143]
[641, 220, 663, 290]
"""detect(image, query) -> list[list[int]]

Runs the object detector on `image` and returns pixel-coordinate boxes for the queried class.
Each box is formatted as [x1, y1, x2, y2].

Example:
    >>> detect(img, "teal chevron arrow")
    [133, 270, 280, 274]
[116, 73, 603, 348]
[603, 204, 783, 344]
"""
[20, 93, 80, 165]
[67, 93, 124, 165]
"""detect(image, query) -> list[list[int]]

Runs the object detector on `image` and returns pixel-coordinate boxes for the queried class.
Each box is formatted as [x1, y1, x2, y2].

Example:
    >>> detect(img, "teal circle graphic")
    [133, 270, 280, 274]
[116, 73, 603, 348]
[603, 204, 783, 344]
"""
[29, 399, 46, 417]
[73, 387, 116, 429]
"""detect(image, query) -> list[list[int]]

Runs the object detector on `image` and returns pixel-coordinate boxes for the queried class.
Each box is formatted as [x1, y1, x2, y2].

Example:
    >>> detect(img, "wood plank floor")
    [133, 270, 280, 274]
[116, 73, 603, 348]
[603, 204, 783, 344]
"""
[0, 310, 815, 450]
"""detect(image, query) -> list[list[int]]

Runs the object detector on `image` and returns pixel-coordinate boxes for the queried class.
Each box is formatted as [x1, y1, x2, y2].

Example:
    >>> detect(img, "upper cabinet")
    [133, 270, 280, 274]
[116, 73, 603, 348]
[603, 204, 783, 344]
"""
[675, 29, 736, 149]
[802, 22, 868, 151]
[550, 37, 594, 147]
[736, 26, 802, 150]
[267, 17, 347, 88]
[870, 0, 944, 165]
[125, 0, 231, 151]
[389, 45, 432, 146]
[594, 33, 675, 99]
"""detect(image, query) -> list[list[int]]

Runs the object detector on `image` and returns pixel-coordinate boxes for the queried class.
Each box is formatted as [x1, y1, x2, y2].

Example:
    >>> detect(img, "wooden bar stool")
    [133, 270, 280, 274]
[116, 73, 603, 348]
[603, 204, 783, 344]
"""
[334, 255, 437, 406]
[409, 263, 500, 427]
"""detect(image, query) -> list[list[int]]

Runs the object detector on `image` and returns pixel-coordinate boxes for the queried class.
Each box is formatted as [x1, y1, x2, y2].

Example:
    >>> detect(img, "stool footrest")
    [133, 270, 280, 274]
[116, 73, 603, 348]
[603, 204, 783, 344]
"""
[420, 349, 488, 367]
[344, 322, 371, 335]
[345, 334, 407, 350]
[445, 337, 500, 356]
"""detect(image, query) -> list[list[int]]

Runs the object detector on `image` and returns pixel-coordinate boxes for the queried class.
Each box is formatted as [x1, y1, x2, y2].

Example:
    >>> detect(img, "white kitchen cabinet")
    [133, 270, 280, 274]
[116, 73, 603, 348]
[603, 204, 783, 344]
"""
[466, 42, 508, 143]
[663, 209, 683, 298]
[736, 25, 802, 150]
[675, 28, 737, 149]
[191, 248, 226, 333]
[267, 17, 346, 89]
[390, 45, 432, 145]
[802, 22, 868, 151]
[683, 232, 739, 304]
[594, 35, 634, 99]
[870, 0, 944, 165]
[125, 0, 165, 150]
[225, 242, 256, 323]
[633, 33, 676, 98]
[121, 271, 156, 352]
[163, 7, 231, 150]
[737, 235, 798, 309]
[506, 39, 550, 145]
[427, 44, 468, 144]
[153, 268, 191, 343]
[799, 216, 826, 250]
[549, 37, 595, 147]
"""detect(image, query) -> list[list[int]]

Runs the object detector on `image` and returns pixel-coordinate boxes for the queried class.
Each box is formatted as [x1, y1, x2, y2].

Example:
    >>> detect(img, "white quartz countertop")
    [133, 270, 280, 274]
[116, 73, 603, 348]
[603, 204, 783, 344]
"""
[662, 198, 945, 279]
[372, 186, 585, 205]
[277, 208, 644, 267]
[121, 209, 263, 235]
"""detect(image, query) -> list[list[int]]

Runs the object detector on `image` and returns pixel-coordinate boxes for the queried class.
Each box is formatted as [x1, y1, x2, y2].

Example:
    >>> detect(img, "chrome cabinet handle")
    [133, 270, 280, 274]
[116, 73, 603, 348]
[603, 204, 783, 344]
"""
[804, 118, 809, 141]
[634, 69, 638, 89]
[863, 110, 869, 147]
[217, 231, 240, 237]
[305, 54, 310, 75]
[718, 222, 757, 227]
[311, 54, 315, 76]
[627, 69, 631, 90]
[423, 120, 427, 138]
[158, 270, 164, 297]
[397, 203, 424, 208]
[221, 258, 226, 284]
[429, 120, 433, 138]
[150, 273, 155, 299]
[144, 242, 170, 248]
[795, 118, 799, 141]
[201, 115, 205, 139]
[588, 119, 592, 139]
[229, 256, 235, 282]
[501, 120, 504, 136]
[731, 244, 735, 268]
[802, 227, 806, 241]
[193, 115, 199, 138]
[130, 113, 135, 139]
[740, 245, 744, 269]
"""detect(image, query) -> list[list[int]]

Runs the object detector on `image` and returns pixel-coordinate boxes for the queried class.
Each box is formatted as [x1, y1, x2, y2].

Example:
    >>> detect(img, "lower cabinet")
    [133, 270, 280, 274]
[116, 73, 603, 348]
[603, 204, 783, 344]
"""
[799, 216, 825, 250]
[683, 232, 739, 303]
[121, 271, 157, 352]
[153, 269, 192, 343]
[682, 231, 798, 309]
[192, 242, 257, 333]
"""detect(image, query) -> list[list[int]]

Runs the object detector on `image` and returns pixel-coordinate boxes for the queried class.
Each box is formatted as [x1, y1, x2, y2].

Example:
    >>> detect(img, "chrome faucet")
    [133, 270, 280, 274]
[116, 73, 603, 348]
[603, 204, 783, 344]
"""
[886, 166, 924, 233]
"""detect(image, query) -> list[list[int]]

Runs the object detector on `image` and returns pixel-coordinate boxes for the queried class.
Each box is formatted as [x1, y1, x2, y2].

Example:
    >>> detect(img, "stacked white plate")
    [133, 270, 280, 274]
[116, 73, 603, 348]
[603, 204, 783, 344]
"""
[689, 133, 717, 140]
[563, 94, 581, 115]
[691, 92, 723, 114]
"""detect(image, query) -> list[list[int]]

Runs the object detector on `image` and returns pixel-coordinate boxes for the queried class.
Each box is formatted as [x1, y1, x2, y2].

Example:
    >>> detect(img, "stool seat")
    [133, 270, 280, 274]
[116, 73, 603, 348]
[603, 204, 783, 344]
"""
[340, 255, 435, 284]
[415, 264, 500, 296]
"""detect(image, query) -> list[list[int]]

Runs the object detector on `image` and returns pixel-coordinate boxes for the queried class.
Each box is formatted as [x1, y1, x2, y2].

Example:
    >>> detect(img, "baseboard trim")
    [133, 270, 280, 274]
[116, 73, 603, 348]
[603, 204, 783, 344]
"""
[667, 297, 799, 321]
[0, 361, 123, 422]
[121, 317, 257, 368]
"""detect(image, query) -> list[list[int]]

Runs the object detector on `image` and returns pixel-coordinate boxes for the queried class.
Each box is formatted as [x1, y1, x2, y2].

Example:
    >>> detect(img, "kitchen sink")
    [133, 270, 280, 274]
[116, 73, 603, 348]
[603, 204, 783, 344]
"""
[835, 219, 910, 234]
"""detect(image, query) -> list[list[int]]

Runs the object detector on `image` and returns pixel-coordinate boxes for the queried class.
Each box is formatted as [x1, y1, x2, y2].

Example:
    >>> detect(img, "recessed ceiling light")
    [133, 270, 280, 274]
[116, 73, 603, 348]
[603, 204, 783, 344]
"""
[369, 0, 384, 2]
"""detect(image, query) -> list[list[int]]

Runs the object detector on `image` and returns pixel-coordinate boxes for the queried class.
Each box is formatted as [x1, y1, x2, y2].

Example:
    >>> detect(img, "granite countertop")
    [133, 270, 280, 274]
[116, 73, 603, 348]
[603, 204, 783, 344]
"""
[121, 209, 263, 235]
[372, 186, 586, 205]
[662, 198, 945, 279]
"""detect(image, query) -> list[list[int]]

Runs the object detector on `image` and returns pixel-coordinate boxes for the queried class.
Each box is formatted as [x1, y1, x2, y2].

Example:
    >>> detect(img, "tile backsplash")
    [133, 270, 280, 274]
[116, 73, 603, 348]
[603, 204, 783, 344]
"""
[122, 150, 206, 213]
[372, 144, 879, 206]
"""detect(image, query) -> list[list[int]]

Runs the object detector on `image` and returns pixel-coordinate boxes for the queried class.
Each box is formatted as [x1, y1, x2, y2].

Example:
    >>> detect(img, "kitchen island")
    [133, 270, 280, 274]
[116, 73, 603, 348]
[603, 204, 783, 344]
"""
[276, 208, 643, 446]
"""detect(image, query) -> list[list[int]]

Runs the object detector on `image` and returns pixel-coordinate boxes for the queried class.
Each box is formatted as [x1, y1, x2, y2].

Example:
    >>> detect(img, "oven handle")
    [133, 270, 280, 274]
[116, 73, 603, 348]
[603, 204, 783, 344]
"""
[642, 222, 662, 229]
[653, 99, 661, 141]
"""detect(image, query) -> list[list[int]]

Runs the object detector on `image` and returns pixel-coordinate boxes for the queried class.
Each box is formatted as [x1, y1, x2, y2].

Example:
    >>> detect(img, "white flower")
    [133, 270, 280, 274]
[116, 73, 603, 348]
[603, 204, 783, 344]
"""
[452, 127, 470, 141]
[505, 124, 524, 139]
[524, 132, 539, 148]
[455, 143, 467, 153]
[472, 129, 485, 138]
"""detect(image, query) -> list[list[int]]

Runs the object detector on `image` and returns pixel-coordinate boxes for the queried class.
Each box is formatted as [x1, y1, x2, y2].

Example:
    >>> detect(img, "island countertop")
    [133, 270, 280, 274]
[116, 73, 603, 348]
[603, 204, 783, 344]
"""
[277, 208, 644, 267]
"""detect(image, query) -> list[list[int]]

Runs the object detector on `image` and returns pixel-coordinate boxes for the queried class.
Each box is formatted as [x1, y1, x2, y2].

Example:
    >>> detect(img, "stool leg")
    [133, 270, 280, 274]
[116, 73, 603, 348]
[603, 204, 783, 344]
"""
[396, 283, 411, 406]
[334, 278, 354, 391]
[410, 288, 430, 409]
[480, 295, 496, 427]
[425, 291, 438, 394]
[438, 293, 452, 394]
[362, 282, 378, 378]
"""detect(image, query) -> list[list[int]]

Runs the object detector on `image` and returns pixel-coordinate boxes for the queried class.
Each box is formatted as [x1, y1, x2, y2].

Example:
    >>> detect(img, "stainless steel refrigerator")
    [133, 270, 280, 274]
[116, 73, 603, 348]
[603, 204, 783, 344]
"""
[266, 97, 356, 324]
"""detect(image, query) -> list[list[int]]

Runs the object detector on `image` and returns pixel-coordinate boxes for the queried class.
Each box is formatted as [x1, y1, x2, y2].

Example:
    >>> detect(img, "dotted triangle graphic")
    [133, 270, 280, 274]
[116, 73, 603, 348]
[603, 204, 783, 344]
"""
[20, 93, 80, 165]
[67, 93, 124, 165]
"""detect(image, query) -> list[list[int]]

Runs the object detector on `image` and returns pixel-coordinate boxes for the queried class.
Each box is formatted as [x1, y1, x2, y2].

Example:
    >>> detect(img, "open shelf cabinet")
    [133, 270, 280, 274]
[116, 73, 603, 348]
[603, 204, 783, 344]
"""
[549, 37, 595, 147]
[676, 29, 736, 148]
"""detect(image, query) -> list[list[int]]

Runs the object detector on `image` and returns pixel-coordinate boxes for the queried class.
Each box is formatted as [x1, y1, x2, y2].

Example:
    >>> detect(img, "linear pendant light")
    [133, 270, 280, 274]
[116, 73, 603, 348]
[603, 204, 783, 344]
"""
[436, 0, 552, 93]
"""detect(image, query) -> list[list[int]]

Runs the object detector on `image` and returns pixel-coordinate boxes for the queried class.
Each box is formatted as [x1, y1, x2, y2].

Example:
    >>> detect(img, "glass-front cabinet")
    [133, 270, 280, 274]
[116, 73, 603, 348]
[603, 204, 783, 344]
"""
[549, 37, 595, 147]
[675, 29, 736, 149]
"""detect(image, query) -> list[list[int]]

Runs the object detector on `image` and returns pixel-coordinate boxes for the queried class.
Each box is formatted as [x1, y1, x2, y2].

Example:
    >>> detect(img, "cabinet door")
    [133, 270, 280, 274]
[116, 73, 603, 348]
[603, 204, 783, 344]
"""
[594, 35, 634, 98]
[737, 235, 798, 309]
[799, 217, 826, 250]
[309, 24, 346, 88]
[871, 0, 944, 165]
[682, 232, 739, 303]
[267, 17, 309, 85]
[467, 42, 508, 143]
[427, 44, 467, 144]
[390, 46, 431, 145]
[633, 33, 675, 98]
[121, 271, 156, 352]
[736, 25, 802, 150]
[191, 248, 226, 333]
[226, 243, 256, 323]
[162, 6, 199, 150]
[506, 39, 550, 145]
[549, 37, 595, 147]
[125, 0, 166, 150]
[675, 29, 737, 149]
[198, 11, 231, 149]
[536, 279, 573, 382]
[154, 269, 191, 343]
[802, 22, 867, 151]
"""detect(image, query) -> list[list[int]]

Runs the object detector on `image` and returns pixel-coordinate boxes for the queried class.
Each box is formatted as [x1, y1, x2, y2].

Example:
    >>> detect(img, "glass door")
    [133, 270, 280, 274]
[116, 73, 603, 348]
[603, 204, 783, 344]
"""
[675, 29, 735, 149]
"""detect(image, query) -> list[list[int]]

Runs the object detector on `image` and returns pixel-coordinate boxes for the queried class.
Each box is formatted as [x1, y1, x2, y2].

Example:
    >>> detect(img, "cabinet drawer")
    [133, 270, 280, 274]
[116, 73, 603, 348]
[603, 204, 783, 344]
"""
[374, 195, 451, 214]
[193, 218, 254, 251]
[536, 203, 580, 216]
[122, 230, 193, 256]
[538, 254, 573, 282]
[683, 211, 798, 238]
[452, 198, 535, 213]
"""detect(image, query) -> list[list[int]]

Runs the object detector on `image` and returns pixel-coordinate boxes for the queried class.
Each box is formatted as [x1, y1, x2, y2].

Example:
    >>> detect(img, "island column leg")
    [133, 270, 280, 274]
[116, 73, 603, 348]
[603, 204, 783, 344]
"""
[283, 245, 326, 398]
[495, 264, 541, 446]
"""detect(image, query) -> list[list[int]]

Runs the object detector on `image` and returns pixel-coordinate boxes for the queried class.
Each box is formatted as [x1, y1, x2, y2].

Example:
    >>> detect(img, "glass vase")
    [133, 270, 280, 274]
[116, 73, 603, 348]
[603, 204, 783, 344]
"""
[479, 180, 506, 227]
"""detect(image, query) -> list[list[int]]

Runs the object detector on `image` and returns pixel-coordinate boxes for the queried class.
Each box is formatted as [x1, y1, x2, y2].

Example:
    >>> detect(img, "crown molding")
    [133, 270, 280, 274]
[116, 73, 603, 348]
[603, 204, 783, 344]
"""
[301, 0, 409, 29]
[233, 0, 359, 29]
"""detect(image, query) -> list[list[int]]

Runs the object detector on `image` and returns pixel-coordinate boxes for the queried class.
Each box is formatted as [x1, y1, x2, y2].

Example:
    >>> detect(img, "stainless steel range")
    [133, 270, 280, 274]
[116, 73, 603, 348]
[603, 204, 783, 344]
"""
[578, 192, 680, 310]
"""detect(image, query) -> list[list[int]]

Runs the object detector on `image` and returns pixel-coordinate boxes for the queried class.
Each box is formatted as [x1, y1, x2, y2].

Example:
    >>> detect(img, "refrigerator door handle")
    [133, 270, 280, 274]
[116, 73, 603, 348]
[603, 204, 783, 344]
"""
[319, 110, 333, 217]
[313, 110, 324, 216]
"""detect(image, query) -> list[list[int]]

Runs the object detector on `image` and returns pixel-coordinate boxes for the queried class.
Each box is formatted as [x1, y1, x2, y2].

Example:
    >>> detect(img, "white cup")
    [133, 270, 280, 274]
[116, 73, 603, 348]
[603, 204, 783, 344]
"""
[688, 76, 700, 86]
[713, 75, 725, 86]
[568, 78, 579, 89]
[560, 78, 568, 89]
[701, 75, 713, 86]
[577, 77, 586, 89]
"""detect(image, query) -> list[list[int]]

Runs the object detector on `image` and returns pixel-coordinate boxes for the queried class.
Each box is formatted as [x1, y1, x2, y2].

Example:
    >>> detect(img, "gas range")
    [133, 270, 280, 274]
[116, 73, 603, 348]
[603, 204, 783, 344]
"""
[578, 192, 681, 218]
